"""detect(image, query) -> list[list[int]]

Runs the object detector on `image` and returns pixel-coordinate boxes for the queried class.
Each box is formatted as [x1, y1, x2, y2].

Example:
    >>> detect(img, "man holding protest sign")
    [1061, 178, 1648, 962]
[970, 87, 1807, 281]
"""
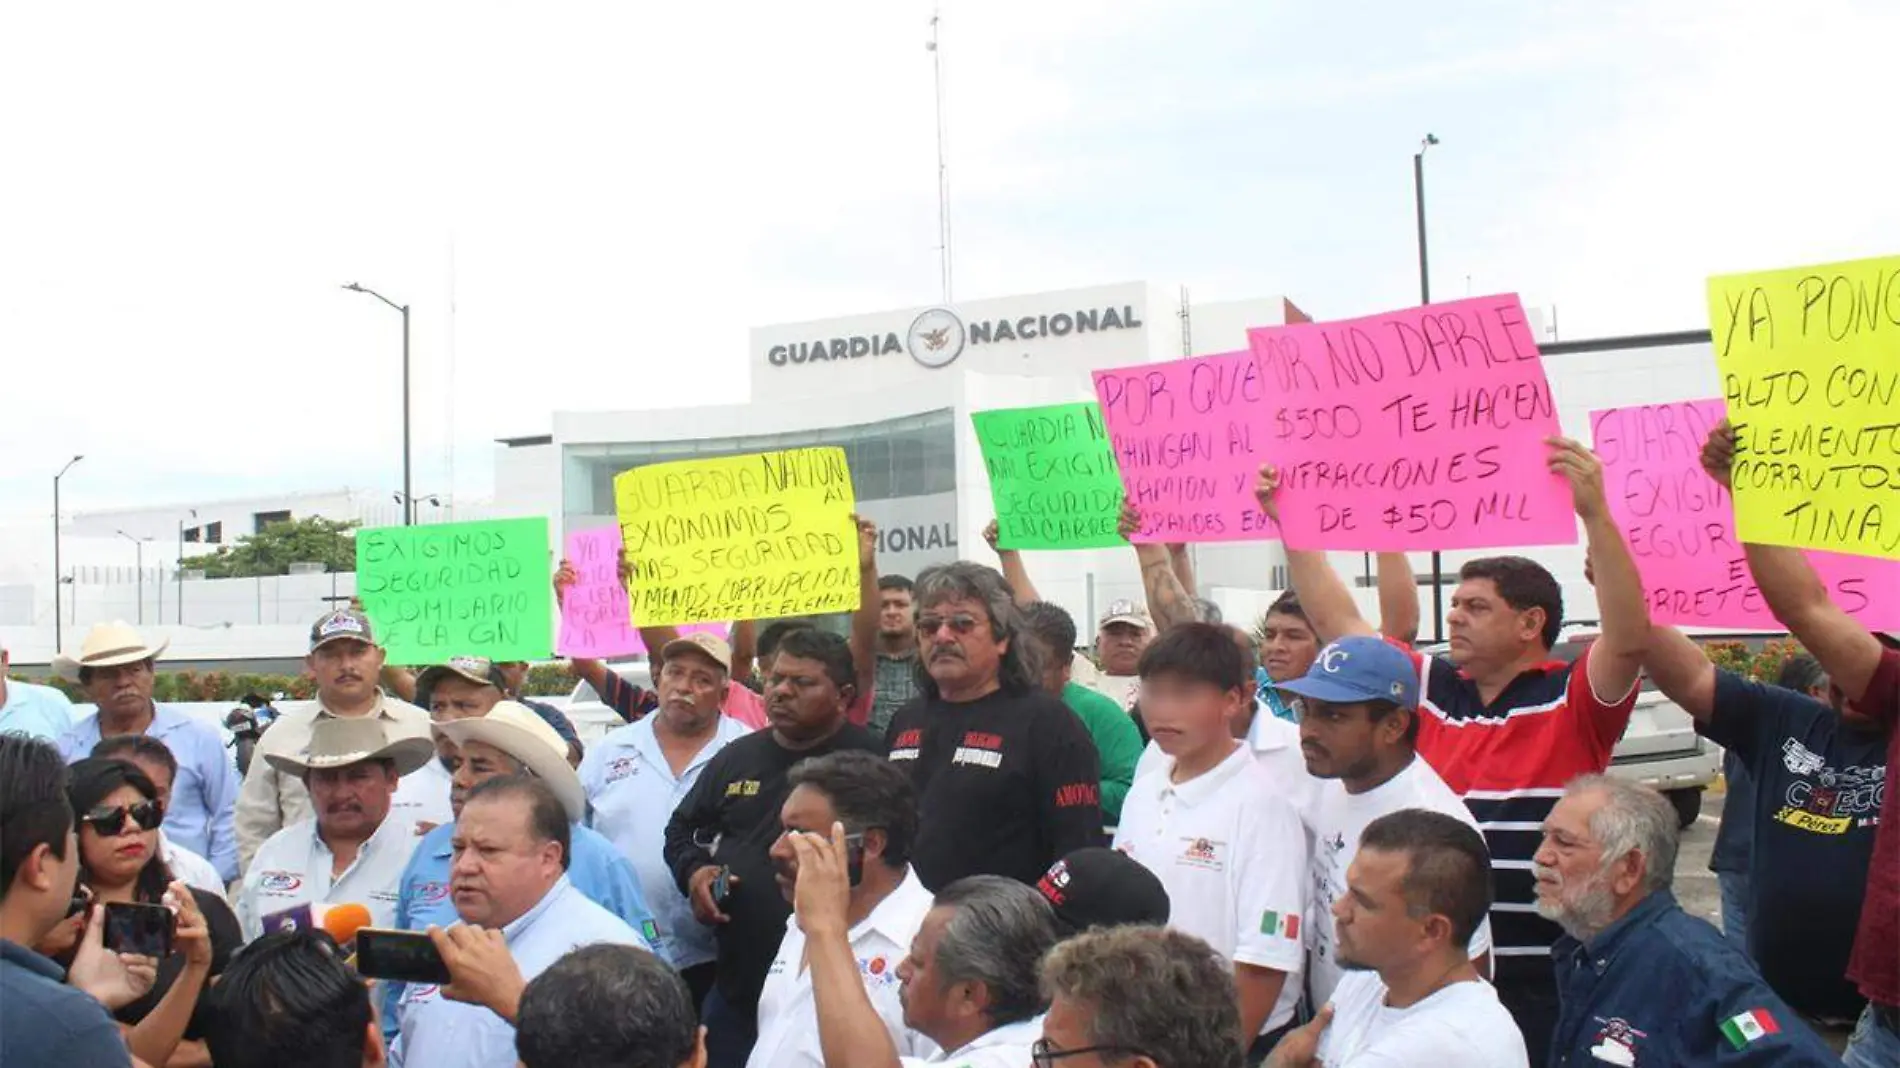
[1255, 435, 1652, 1062]
[883, 561, 1104, 890]
[1701, 419, 1900, 1067]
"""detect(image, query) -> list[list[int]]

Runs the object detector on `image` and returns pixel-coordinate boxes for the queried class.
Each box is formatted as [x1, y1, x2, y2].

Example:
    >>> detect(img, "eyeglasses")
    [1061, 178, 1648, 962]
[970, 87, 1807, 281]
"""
[1030, 1039, 1153, 1066]
[79, 800, 163, 836]
[916, 614, 983, 637]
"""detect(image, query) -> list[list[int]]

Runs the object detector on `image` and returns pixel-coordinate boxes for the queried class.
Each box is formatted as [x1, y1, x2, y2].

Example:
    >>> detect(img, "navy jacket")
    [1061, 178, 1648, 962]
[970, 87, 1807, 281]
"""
[1551, 890, 1836, 1067]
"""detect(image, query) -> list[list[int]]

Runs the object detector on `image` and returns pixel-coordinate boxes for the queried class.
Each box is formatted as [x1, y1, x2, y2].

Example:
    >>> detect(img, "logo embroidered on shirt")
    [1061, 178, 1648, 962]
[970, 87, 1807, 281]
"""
[417, 881, 450, 903]
[725, 780, 761, 798]
[1588, 1017, 1645, 1066]
[259, 871, 303, 893]
[1177, 836, 1225, 872]
[1260, 910, 1300, 939]
[1720, 1008, 1780, 1050]
[952, 731, 1004, 768]
[1053, 783, 1099, 808]
[605, 756, 639, 784]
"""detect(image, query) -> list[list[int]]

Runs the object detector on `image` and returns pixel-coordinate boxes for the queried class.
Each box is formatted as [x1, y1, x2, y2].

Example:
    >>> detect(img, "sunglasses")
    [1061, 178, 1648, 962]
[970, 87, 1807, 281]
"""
[1031, 1039, 1153, 1066]
[916, 614, 984, 637]
[80, 800, 163, 836]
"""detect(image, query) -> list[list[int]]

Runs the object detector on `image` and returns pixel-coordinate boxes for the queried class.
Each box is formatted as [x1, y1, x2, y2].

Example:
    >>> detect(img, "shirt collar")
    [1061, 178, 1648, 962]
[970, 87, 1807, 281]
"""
[0, 939, 67, 982]
[503, 876, 574, 942]
[1248, 711, 1300, 753]
[1555, 889, 1678, 969]
[853, 867, 930, 947]
[940, 1016, 1042, 1058]
[1162, 741, 1254, 806]
[315, 692, 392, 720]
[312, 805, 411, 859]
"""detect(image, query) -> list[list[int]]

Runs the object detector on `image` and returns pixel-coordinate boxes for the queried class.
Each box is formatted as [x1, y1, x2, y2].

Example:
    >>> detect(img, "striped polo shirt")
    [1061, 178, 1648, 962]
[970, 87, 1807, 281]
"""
[1405, 643, 1637, 980]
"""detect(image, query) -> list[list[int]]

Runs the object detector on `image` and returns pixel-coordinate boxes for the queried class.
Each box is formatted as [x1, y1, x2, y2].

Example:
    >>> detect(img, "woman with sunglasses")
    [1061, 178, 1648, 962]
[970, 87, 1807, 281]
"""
[45, 758, 242, 1067]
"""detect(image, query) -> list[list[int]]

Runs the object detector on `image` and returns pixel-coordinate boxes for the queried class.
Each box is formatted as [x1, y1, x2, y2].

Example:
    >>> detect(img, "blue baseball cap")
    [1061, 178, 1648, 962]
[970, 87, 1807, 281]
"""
[1274, 636, 1419, 709]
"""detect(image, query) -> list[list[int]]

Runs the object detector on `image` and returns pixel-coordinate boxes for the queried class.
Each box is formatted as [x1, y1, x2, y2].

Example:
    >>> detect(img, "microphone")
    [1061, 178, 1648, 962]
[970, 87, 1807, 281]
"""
[321, 902, 374, 953]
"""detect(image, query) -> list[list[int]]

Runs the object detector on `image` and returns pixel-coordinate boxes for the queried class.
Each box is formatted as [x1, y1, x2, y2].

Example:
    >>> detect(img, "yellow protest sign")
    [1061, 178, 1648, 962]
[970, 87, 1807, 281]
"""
[612, 447, 860, 626]
[1709, 254, 1900, 560]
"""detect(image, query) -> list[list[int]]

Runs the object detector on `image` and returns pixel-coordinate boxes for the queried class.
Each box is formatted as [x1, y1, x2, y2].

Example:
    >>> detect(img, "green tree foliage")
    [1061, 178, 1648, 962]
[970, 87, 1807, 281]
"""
[181, 516, 358, 578]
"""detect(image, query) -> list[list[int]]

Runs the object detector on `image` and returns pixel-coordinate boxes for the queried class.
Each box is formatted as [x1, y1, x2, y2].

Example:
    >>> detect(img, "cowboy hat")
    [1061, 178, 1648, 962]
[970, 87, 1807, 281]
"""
[54, 621, 169, 680]
[433, 701, 585, 822]
[264, 717, 434, 779]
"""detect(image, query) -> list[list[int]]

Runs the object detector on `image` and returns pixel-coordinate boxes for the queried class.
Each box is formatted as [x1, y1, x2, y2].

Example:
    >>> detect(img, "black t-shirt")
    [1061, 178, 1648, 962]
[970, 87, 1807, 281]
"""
[884, 687, 1104, 891]
[1706, 670, 1885, 1019]
[662, 722, 884, 1015]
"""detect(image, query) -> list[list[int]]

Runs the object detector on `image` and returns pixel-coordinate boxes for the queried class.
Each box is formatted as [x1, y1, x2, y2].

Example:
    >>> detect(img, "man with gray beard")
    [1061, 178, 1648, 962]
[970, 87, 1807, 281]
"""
[1537, 775, 1834, 1066]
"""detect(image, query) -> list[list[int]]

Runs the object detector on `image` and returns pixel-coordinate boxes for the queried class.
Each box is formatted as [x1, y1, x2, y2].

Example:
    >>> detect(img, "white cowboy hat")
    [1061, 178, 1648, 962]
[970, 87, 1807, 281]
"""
[264, 717, 435, 778]
[54, 621, 169, 680]
[433, 701, 585, 822]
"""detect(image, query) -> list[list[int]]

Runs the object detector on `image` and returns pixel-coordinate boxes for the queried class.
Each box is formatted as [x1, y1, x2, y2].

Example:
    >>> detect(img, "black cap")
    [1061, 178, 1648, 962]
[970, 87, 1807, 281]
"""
[1036, 847, 1170, 934]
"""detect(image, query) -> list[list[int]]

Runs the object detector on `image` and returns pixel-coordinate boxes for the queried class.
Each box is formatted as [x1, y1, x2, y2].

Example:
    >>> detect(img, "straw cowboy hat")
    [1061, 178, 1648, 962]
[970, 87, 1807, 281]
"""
[265, 717, 434, 779]
[433, 701, 586, 822]
[54, 621, 170, 680]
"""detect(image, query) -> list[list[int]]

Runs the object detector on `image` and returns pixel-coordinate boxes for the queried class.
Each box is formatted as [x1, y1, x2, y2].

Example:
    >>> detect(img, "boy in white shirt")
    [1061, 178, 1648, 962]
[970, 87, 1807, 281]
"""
[1268, 809, 1527, 1068]
[1114, 622, 1309, 1061]
[1274, 636, 1493, 1006]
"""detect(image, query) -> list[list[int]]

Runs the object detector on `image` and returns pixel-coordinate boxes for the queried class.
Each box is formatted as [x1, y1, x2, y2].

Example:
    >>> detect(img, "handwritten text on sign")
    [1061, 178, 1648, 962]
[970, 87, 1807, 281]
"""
[971, 403, 1124, 550]
[1592, 399, 1900, 630]
[1246, 294, 1575, 551]
[357, 518, 554, 665]
[1709, 254, 1900, 560]
[557, 526, 641, 658]
[613, 447, 859, 626]
[1093, 351, 1277, 542]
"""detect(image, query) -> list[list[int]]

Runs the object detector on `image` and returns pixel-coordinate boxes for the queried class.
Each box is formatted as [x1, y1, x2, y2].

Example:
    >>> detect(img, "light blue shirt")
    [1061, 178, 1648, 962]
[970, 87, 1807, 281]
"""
[58, 704, 241, 882]
[391, 876, 649, 1068]
[0, 679, 76, 741]
[579, 714, 751, 970]
[381, 818, 666, 1036]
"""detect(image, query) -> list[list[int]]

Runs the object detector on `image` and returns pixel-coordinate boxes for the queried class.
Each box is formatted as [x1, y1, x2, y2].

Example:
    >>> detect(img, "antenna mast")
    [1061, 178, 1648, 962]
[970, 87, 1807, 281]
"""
[928, 6, 953, 302]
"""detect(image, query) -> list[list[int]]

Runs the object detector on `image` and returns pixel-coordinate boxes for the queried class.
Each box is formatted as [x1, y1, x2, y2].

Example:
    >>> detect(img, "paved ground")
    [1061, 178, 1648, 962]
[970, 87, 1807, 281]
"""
[1674, 784, 1724, 928]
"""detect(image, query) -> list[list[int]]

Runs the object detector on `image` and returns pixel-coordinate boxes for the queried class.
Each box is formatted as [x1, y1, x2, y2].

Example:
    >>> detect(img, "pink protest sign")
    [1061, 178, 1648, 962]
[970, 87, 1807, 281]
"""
[1092, 351, 1279, 542]
[558, 527, 642, 658]
[1246, 293, 1576, 551]
[1592, 399, 1900, 629]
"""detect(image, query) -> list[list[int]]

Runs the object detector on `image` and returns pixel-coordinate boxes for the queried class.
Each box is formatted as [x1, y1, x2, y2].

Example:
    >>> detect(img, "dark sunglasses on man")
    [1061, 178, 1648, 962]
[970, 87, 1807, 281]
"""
[916, 614, 983, 637]
[79, 800, 164, 837]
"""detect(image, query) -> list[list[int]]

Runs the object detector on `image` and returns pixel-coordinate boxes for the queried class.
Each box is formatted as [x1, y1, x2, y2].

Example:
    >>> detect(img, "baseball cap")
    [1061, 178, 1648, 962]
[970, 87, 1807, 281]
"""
[309, 609, 375, 652]
[1036, 847, 1171, 934]
[1274, 635, 1419, 709]
[415, 656, 507, 705]
[661, 632, 732, 673]
[1098, 600, 1152, 631]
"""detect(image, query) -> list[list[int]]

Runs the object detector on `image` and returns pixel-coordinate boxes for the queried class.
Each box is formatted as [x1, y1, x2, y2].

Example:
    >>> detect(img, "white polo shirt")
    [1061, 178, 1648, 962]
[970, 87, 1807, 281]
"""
[901, 1016, 1043, 1066]
[1306, 756, 1494, 1007]
[161, 832, 227, 901]
[1131, 708, 1319, 823]
[748, 867, 939, 1068]
[1316, 971, 1528, 1067]
[580, 715, 752, 970]
[1113, 742, 1309, 1033]
[235, 811, 418, 940]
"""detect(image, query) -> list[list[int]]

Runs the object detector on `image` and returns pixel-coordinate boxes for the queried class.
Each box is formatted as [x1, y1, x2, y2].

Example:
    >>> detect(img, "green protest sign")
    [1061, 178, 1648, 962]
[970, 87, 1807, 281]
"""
[971, 402, 1126, 550]
[355, 518, 554, 665]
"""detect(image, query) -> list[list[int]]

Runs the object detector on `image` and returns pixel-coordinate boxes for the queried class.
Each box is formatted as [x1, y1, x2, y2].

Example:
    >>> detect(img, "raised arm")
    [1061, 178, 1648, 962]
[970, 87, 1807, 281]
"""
[983, 519, 1042, 605]
[1375, 552, 1420, 645]
[380, 665, 418, 705]
[1252, 465, 1375, 642]
[1640, 626, 1717, 723]
[1548, 437, 1649, 703]
[730, 620, 758, 686]
[797, 826, 904, 1068]
[847, 515, 880, 702]
[1119, 503, 1208, 631]
[1703, 420, 1886, 703]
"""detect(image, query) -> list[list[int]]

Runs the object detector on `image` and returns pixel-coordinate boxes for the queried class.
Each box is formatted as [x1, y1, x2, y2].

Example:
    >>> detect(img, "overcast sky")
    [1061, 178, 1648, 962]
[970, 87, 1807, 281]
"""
[5, 0, 1896, 522]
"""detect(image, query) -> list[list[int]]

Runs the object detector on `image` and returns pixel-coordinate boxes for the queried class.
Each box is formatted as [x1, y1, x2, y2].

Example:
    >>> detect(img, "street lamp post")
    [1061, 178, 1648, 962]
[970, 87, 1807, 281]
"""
[177, 508, 197, 625]
[344, 282, 414, 526]
[116, 531, 147, 625]
[1415, 133, 1447, 643]
[52, 455, 84, 654]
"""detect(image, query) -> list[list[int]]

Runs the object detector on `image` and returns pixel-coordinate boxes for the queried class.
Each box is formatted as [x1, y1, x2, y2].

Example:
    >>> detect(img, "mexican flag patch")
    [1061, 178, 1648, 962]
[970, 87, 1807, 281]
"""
[1720, 1008, 1779, 1049]
[1260, 910, 1299, 939]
